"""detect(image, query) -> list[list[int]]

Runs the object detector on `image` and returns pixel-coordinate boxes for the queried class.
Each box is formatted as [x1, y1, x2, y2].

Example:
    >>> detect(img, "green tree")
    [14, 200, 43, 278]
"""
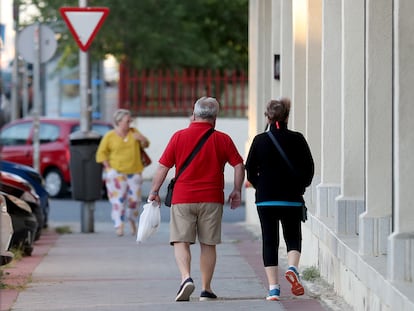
[21, 0, 248, 71]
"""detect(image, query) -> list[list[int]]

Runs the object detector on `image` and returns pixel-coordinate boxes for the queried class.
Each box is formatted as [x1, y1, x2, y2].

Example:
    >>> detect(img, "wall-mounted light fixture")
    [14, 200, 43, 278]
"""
[274, 54, 280, 80]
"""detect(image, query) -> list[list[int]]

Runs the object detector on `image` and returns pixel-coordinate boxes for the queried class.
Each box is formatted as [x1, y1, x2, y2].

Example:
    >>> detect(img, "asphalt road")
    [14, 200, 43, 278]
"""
[49, 181, 246, 225]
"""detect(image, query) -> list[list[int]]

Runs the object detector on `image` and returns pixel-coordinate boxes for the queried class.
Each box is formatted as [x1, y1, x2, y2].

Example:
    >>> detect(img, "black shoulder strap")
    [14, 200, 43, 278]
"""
[267, 131, 297, 175]
[175, 128, 214, 180]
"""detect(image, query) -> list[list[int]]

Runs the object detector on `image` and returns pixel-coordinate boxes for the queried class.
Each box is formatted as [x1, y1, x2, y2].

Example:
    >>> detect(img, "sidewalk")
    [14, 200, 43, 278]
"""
[2, 220, 335, 311]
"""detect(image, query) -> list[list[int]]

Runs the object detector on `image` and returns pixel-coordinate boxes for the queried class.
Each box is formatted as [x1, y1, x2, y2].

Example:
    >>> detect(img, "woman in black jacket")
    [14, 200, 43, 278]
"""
[245, 97, 314, 301]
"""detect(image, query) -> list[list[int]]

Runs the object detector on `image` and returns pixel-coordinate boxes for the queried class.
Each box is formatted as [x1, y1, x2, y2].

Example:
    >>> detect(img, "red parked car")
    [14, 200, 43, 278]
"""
[0, 117, 113, 198]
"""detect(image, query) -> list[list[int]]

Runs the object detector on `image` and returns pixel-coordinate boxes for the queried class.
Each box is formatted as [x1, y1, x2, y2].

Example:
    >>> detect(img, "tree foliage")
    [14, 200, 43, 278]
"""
[20, 0, 248, 71]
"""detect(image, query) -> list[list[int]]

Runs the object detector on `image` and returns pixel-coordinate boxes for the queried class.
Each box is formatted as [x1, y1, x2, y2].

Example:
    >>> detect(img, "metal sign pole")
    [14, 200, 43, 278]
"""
[79, 51, 91, 131]
[11, 0, 20, 121]
[32, 23, 41, 172]
[21, 63, 29, 116]
[60, 2, 109, 234]
[79, 0, 94, 233]
[16, 23, 56, 173]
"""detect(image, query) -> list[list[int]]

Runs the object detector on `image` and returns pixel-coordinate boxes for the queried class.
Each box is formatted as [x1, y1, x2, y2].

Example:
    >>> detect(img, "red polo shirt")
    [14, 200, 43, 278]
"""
[159, 122, 243, 204]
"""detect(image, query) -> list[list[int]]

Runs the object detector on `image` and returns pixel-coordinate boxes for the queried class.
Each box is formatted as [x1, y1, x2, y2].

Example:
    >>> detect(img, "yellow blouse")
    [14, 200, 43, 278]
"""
[96, 128, 148, 174]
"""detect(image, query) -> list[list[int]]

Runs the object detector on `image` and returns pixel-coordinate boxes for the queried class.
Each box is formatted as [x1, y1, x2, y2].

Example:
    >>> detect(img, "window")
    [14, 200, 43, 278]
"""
[39, 123, 60, 143]
[0, 122, 33, 145]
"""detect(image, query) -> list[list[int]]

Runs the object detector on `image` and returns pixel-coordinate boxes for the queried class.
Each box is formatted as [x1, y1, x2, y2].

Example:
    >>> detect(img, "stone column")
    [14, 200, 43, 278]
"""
[271, 0, 281, 99]
[388, 0, 414, 283]
[317, 0, 341, 219]
[280, 0, 293, 98]
[245, 0, 274, 225]
[359, 0, 392, 256]
[334, 0, 365, 235]
[305, 0, 322, 206]
[291, 0, 307, 133]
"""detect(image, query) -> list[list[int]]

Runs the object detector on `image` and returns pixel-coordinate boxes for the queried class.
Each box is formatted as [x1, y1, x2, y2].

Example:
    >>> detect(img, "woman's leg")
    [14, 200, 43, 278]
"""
[280, 209, 302, 265]
[105, 169, 128, 235]
[125, 173, 143, 234]
[280, 209, 304, 296]
[257, 207, 280, 285]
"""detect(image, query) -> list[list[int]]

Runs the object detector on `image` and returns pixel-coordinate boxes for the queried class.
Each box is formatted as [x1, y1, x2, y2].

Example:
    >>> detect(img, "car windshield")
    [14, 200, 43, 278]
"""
[92, 124, 113, 136]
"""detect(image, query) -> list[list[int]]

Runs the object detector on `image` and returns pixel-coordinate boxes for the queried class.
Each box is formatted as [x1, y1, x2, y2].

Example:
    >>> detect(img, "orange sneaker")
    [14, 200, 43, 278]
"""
[285, 266, 304, 296]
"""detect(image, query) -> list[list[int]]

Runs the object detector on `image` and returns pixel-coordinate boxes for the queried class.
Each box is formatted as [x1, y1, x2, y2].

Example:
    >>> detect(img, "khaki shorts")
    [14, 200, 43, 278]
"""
[170, 203, 223, 245]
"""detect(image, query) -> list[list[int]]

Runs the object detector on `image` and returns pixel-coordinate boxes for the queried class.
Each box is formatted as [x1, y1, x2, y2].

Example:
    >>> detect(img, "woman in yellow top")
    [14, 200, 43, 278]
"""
[96, 109, 150, 236]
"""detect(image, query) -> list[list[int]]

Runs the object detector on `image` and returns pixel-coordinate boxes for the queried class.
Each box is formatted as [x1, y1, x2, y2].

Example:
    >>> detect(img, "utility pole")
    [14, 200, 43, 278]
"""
[11, 0, 20, 121]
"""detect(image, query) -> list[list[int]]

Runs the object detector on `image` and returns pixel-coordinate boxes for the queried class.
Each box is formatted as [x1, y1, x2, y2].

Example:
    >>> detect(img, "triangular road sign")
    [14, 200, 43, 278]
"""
[60, 7, 109, 52]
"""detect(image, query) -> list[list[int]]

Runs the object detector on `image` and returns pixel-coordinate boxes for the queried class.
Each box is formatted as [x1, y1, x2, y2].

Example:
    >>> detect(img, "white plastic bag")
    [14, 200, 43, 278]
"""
[136, 201, 160, 243]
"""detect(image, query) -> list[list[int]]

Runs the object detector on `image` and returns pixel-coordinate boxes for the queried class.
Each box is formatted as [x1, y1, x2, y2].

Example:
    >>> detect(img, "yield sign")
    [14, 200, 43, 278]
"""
[59, 7, 109, 52]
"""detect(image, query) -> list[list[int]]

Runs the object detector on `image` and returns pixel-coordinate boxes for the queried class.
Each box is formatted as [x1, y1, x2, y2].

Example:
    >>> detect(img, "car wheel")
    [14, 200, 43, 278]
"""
[44, 169, 65, 198]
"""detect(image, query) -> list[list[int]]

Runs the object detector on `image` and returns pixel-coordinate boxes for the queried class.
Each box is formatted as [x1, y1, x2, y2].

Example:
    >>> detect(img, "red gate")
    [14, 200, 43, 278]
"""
[118, 64, 248, 117]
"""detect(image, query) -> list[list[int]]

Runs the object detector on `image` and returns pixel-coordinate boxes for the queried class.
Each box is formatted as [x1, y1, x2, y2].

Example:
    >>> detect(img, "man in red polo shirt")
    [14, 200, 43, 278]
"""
[148, 96, 245, 302]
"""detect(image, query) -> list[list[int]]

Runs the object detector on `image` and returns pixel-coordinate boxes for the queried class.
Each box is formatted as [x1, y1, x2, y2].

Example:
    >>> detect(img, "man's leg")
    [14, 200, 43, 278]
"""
[174, 242, 195, 301]
[200, 242, 216, 292]
[174, 242, 192, 282]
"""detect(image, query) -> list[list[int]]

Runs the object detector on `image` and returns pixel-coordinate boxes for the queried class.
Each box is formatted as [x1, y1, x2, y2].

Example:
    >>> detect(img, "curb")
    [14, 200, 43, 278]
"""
[0, 229, 59, 311]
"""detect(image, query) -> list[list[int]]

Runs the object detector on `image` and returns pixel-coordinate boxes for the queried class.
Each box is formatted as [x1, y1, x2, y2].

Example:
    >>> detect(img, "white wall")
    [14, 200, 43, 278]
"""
[132, 117, 248, 197]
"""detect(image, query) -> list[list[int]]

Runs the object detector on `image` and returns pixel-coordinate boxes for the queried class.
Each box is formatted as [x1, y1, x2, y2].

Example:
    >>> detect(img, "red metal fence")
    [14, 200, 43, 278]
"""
[118, 64, 248, 118]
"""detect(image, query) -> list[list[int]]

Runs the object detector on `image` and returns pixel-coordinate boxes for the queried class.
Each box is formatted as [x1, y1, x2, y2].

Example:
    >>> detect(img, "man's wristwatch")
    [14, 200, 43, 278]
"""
[150, 191, 159, 195]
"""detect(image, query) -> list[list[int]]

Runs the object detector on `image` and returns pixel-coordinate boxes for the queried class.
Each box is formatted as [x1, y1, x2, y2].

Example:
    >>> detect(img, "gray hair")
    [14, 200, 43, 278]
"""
[193, 97, 219, 120]
[113, 109, 131, 126]
[265, 97, 291, 122]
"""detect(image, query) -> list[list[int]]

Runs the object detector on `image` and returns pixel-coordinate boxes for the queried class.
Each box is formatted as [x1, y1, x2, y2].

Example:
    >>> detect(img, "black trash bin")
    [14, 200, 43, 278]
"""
[69, 131, 103, 201]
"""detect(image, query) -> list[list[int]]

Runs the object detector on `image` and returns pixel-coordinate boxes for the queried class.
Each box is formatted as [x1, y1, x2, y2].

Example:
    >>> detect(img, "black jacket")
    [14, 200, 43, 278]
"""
[245, 122, 314, 203]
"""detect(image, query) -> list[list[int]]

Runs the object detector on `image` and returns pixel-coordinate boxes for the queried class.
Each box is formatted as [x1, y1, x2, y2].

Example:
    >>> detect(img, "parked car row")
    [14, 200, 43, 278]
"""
[1, 160, 50, 228]
[1, 160, 48, 264]
[1, 190, 38, 257]
[0, 166, 46, 259]
[0, 117, 112, 264]
[0, 117, 113, 198]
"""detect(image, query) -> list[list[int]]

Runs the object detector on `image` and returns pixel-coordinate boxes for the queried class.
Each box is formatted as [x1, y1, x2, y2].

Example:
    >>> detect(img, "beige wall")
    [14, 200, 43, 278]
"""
[247, 0, 414, 310]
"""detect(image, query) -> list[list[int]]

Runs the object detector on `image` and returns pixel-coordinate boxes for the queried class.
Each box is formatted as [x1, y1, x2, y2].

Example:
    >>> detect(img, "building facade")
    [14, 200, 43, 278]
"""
[246, 1, 414, 310]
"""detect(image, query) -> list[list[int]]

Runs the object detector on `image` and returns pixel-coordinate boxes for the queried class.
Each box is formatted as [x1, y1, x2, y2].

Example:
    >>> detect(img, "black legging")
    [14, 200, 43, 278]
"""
[257, 206, 302, 267]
